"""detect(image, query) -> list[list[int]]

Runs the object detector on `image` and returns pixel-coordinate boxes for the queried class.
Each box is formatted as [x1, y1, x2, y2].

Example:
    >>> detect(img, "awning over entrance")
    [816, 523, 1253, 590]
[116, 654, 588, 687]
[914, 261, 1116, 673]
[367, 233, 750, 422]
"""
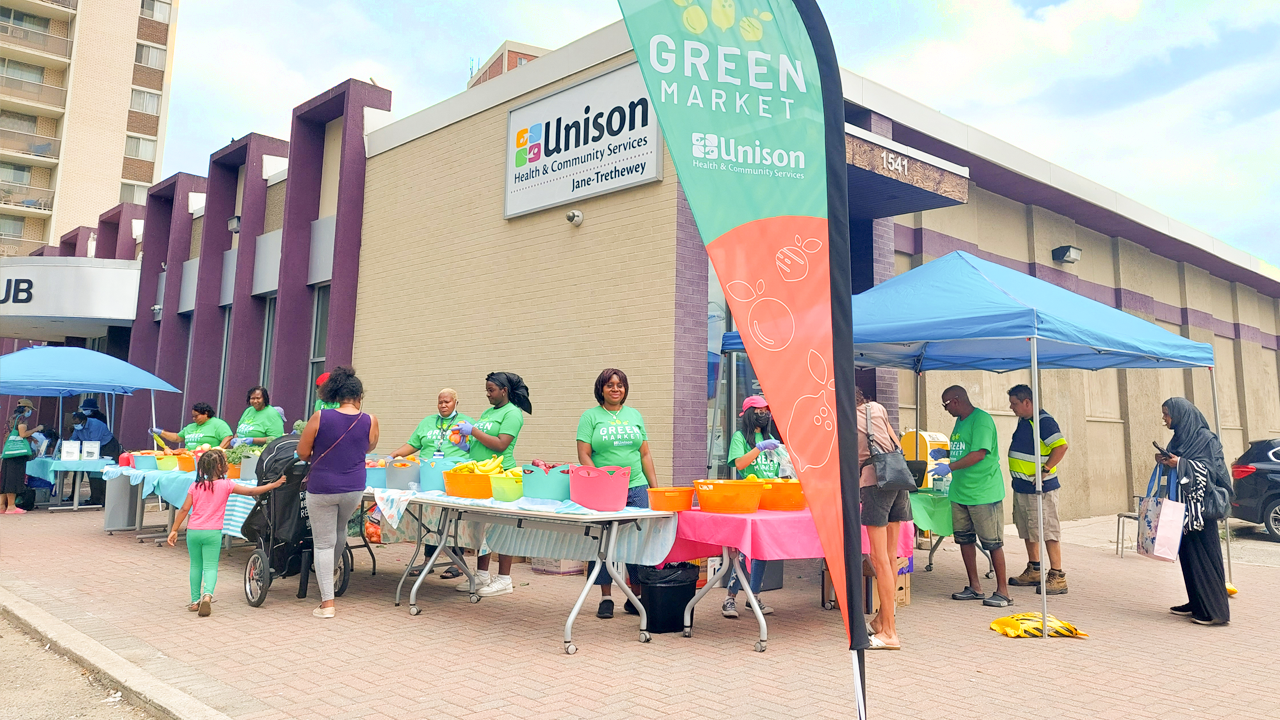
[844, 123, 968, 219]
[0, 257, 140, 342]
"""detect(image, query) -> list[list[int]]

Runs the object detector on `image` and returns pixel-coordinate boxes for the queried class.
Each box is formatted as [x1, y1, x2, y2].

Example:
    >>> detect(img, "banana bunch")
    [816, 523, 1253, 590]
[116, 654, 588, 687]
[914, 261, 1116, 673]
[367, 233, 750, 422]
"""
[499, 468, 522, 479]
[449, 460, 481, 474]
[476, 456, 504, 475]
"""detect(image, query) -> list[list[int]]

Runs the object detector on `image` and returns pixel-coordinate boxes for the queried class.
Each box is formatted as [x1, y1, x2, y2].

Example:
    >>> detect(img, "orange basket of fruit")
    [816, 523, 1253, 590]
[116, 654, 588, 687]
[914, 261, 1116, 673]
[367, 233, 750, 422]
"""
[176, 454, 196, 473]
[647, 487, 695, 512]
[444, 471, 493, 499]
[694, 480, 764, 514]
[759, 480, 806, 511]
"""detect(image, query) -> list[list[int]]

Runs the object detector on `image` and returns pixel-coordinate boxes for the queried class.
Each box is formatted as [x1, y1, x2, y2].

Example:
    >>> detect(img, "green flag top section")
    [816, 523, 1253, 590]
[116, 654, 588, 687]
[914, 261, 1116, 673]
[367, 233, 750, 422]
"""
[617, 0, 828, 243]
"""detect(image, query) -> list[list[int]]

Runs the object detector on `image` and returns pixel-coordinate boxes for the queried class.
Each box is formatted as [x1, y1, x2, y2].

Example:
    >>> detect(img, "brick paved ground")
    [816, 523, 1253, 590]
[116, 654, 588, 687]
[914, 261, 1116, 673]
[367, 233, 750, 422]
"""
[1, 508, 1275, 720]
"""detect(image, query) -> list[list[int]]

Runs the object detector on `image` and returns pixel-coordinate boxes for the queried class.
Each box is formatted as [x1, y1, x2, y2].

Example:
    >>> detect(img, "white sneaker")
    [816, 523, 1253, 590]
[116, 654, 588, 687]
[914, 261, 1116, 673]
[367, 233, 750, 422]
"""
[477, 575, 514, 597]
[457, 572, 490, 592]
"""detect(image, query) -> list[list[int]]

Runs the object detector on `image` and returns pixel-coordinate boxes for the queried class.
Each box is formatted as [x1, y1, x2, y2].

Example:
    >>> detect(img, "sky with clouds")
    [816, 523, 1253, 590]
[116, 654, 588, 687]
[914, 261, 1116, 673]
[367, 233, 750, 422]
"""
[163, 0, 1279, 265]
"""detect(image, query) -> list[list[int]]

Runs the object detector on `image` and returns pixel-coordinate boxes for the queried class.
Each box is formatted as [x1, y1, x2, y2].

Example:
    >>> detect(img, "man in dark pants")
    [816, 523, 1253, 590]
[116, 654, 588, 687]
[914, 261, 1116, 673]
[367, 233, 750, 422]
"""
[930, 386, 1011, 607]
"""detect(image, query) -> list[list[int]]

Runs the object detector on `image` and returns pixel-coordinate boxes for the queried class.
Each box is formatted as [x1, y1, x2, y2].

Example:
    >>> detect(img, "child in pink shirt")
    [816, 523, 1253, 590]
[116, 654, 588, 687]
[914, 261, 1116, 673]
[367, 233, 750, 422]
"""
[168, 448, 282, 616]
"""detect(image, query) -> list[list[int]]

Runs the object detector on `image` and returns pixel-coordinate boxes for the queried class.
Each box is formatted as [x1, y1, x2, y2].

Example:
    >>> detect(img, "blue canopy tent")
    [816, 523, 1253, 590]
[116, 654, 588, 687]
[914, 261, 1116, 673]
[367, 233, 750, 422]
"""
[0, 346, 181, 435]
[849, 251, 1224, 634]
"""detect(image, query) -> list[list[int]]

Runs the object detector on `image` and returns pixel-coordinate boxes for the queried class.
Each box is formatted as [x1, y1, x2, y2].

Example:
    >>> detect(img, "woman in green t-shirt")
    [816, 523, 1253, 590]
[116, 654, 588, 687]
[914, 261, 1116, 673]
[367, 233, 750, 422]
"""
[454, 372, 532, 598]
[721, 395, 786, 618]
[575, 368, 658, 619]
[391, 388, 474, 462]
[229, 386, 285, 448]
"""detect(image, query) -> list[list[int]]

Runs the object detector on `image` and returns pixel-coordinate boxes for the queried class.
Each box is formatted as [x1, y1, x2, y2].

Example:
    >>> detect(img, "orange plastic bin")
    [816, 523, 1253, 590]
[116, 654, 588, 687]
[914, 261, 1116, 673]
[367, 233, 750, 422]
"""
[694, 481, 763, 514]
[647, 487, 694, 512]
[759, 481, 806, 511]
[444, 471, 493, 499]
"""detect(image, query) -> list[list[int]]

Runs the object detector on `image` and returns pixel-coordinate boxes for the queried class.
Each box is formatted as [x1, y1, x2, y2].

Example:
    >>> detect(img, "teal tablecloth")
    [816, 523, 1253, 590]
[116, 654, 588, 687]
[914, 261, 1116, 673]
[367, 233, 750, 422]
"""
[25, 458, 117, 483]
[909, 489, 954, 536]
[100, 466, 257, 538]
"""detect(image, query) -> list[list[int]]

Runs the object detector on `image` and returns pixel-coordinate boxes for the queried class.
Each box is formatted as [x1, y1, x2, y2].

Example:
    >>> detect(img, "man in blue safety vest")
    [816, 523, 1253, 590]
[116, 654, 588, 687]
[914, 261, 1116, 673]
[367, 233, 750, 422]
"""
[1005, 384, 1070, 595]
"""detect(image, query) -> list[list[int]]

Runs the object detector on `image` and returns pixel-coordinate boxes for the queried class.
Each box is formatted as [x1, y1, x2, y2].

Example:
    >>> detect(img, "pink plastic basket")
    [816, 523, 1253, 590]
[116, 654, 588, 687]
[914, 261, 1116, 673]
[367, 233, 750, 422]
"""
[569, 465, 631, 512]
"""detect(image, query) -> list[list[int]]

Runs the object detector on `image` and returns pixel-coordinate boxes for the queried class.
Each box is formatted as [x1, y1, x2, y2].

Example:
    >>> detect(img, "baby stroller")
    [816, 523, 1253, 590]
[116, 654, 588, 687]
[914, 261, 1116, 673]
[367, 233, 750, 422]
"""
[240, 435, 351, 607]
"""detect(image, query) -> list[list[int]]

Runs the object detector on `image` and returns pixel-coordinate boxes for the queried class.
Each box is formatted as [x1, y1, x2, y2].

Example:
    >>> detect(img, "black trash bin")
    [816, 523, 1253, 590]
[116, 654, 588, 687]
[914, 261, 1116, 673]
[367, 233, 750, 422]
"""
[637, 563, 700, 634]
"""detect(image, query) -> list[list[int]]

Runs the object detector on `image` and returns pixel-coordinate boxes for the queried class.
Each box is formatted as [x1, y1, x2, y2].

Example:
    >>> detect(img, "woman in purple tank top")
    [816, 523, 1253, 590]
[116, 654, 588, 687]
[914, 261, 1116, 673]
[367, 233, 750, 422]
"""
[298, 366, 379, 618]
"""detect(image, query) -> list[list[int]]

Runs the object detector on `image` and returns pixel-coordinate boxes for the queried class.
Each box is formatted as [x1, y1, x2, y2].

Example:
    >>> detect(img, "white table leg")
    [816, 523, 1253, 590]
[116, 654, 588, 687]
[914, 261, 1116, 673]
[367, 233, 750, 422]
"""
[683, 546, 731, 637]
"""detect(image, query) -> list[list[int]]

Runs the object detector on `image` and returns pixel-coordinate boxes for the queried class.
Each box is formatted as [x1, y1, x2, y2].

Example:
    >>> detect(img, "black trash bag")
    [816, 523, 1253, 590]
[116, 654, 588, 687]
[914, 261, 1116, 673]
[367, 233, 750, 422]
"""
[637, 562, 700, 587]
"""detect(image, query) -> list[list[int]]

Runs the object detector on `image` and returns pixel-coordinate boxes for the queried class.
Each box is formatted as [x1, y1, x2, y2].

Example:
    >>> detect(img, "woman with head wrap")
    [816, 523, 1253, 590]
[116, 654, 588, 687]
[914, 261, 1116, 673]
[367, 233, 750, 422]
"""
[455, 371, 531, 598]
[1156, 397, 1231, 626]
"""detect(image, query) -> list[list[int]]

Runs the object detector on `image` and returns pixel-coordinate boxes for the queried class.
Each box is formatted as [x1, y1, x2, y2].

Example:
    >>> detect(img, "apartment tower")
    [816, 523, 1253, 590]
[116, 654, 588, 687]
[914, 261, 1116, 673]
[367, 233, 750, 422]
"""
[0, 0, 177, 256]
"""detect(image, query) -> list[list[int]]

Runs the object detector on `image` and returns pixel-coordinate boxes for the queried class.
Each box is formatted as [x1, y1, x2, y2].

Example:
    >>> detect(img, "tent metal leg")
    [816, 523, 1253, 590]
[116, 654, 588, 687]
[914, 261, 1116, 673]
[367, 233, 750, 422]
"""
[1207, 367, 1232, 583]
[1031, 337, 1048, 639]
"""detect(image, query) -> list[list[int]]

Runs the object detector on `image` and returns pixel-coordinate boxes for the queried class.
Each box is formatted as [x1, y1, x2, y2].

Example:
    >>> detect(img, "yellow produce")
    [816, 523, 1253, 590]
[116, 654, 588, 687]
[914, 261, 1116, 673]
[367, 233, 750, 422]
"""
[739, 16, 763, 41]
[451, 461, 480, 474]
[710, 0, 735, 31]
[682, 5, 708, 34]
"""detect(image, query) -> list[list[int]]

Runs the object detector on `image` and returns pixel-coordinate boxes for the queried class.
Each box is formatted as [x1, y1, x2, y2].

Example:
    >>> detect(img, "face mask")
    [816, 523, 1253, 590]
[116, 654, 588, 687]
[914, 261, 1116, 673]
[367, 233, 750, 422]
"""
[756, 411, 771, 424]
[23, 409, 32, 418]
[442, 410, 457, 420]
[73, 423, 84, 430]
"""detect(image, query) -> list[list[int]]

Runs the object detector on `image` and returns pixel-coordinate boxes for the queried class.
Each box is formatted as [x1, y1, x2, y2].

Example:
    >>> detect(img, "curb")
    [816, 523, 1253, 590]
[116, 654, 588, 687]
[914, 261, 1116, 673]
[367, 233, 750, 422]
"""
[0, 584, 234, 720]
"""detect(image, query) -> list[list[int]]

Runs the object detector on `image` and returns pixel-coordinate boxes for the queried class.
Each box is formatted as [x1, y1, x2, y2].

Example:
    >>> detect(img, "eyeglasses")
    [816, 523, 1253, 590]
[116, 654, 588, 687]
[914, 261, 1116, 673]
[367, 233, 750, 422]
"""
[942, 398, 958, 408]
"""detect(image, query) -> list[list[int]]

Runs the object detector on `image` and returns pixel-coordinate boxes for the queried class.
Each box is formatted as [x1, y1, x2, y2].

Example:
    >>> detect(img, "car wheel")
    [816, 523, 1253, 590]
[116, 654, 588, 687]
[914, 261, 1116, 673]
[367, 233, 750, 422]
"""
[1264, 498, 1280, 542]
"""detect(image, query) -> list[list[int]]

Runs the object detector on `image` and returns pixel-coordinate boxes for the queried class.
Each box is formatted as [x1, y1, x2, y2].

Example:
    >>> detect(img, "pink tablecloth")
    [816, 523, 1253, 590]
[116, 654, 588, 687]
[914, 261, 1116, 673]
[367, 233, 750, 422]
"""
[664, 509, 914, 563]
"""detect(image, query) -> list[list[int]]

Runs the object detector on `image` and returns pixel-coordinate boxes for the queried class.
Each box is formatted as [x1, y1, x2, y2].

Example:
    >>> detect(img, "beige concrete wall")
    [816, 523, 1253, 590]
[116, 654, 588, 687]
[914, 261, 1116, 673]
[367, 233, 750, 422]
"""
[263, 181, 285, 234]
[317, 118, 343, 219]
[188, 216, 203, 261]
[52, 0, 150, 240]
[357, 54, 685, 480]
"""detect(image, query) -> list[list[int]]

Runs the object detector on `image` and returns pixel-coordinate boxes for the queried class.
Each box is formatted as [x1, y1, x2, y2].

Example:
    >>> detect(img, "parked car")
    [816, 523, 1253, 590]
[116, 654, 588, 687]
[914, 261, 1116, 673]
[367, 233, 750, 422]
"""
[1231, 439, 1280, 541]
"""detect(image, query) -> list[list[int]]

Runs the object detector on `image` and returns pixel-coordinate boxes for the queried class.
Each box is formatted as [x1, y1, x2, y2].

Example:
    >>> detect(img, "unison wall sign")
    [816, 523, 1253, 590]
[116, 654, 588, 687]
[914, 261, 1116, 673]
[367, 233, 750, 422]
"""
[504, 63, 663, 218]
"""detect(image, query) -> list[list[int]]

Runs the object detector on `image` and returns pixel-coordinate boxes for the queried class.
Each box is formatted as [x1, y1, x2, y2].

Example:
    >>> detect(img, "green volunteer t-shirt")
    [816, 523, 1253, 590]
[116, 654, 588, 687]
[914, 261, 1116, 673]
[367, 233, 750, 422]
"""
[469, 403, 524, 469]
[576, 405, 649, 488]
[947, 408, 1004, 505]
[236, 406, 284, 440]
[178, 417, 233, 451]
[727, 430, 786, 479]
[408, 413, 475, 462]
[313, 399, 341, 413]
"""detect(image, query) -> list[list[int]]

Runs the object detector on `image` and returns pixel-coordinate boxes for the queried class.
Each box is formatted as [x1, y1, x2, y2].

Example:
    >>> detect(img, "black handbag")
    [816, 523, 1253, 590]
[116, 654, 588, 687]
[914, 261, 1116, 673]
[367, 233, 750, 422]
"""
[865, 404, 916, 491]
[1202, 482, 1230, 522]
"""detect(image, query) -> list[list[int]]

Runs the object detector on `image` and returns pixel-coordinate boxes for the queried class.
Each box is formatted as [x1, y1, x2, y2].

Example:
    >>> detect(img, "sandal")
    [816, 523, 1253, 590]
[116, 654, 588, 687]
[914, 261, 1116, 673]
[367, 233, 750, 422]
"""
[441, 566, 463, 580]
[951, 586, 986, 601]
[982, 592, 1013, 608]
[866, 635, 900, 651]
[186, 602, 200, 612]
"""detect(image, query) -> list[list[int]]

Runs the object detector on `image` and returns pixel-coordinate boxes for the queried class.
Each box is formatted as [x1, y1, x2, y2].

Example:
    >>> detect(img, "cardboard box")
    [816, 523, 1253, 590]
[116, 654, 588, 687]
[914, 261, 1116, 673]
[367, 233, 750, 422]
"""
[531, 558, 586, 576]
[825, 557, 911, 612]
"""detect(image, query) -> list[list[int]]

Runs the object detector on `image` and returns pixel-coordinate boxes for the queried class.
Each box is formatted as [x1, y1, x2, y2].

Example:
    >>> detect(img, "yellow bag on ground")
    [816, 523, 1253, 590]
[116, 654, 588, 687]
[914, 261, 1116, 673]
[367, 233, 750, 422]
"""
[990, 613, 1087, 638]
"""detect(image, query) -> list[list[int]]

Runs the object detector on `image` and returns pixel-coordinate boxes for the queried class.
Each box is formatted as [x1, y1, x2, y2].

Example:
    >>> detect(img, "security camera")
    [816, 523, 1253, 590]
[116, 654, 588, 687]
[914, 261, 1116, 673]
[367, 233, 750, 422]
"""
[566, 210, 584, 227]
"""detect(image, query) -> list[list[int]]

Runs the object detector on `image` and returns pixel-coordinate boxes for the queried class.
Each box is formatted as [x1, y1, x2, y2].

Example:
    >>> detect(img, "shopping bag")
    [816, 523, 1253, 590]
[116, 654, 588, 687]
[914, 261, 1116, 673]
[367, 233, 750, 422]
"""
[865, 405, 915, 491]
[1136, 466, 1183, 562]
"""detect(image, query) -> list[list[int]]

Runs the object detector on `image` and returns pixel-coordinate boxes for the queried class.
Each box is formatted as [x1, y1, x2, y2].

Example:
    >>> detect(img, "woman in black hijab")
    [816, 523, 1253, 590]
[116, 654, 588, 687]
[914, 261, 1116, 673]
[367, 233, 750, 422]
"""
[1156, 397, 1230, 625]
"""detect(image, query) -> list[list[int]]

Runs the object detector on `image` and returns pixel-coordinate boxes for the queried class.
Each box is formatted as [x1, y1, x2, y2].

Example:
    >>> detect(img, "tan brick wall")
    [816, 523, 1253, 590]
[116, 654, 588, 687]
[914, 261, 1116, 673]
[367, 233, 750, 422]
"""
[43, 67, 65, 88]
[122, 157, 154, 182]
[35, 117, 57, 137]
[358, 55, 682, 475]
[127, 110, 160, 136]
[264, 181, 285, 233]
[31, 167, 52, 189]
[131, 65, 163, 91]
[49, 20, 70, 39]
[21, 217, 45, 243]
[137, 17, 168, 45]
[188, 216, 203, 260]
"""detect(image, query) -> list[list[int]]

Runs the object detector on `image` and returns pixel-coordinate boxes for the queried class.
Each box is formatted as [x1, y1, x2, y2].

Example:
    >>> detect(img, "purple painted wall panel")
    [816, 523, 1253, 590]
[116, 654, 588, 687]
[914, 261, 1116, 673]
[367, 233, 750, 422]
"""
[93, 204, 145, 260]
[673, 182, 708, 486]
[222, 135, 289, 419]
[185, 152, 240, 415]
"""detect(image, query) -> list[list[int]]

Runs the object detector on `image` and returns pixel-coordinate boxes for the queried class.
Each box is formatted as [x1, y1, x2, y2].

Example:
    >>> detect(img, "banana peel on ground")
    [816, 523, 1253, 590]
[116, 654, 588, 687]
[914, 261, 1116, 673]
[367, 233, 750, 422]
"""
[990, 613, 1087, 638]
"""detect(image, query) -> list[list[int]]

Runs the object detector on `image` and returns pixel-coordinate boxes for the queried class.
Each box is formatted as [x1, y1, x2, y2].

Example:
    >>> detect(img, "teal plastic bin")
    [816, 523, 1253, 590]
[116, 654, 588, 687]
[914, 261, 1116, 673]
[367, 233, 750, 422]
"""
[365, 465, 387, 489]
[522, 464, 572, 501]
[132, 455, 159, 471]
[419, 456, 459, 493]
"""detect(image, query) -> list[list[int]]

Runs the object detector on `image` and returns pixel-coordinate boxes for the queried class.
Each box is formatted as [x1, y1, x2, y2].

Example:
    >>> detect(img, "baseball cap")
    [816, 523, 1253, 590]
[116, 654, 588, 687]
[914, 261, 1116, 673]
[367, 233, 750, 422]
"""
[739, 395, 768, 416]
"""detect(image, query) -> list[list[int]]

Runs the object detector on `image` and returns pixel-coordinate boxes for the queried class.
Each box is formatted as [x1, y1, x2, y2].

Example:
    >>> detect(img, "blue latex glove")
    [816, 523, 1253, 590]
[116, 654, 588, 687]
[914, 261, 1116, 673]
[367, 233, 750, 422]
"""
[457, 421, 474, 436]
[928, 447, 949, 461]
[231, 437, 251, 448]
[755, 439, 782, 452]
[148, 427, 163, 436]
[929, 463, 951, 478]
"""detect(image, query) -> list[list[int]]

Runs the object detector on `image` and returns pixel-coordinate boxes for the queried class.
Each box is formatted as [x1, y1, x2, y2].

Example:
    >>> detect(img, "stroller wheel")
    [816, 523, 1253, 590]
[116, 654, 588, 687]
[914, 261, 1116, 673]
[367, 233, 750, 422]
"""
[333, 546, 353, 598]
[245, 549, 271, 607]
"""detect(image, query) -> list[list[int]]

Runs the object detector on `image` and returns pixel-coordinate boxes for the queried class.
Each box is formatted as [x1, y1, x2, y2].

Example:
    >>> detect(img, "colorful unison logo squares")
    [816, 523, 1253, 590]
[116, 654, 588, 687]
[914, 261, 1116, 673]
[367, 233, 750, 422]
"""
[515, 124, 543, 167]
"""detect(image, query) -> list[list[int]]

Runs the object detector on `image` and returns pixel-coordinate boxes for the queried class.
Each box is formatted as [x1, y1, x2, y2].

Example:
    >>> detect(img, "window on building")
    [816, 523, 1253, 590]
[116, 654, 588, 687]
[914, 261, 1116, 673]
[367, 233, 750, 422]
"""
[517, 57, 528, 66]
[0, 161, 32, 185]
[124, 135, 157, 161]
[140, 0, 171, 23]
[120, 182, 148, 205]
[129, 89, 161, 115]
[216, 307, 231, 413]
[260, 295, 277, 387]
[0, 7, 51, 33]
[0, 214, 24, 239]
[307, 284, 330, 411]
[134, 44, 166, 70]
[0, 58, 44, 84]
[0, 110, 37, 134]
